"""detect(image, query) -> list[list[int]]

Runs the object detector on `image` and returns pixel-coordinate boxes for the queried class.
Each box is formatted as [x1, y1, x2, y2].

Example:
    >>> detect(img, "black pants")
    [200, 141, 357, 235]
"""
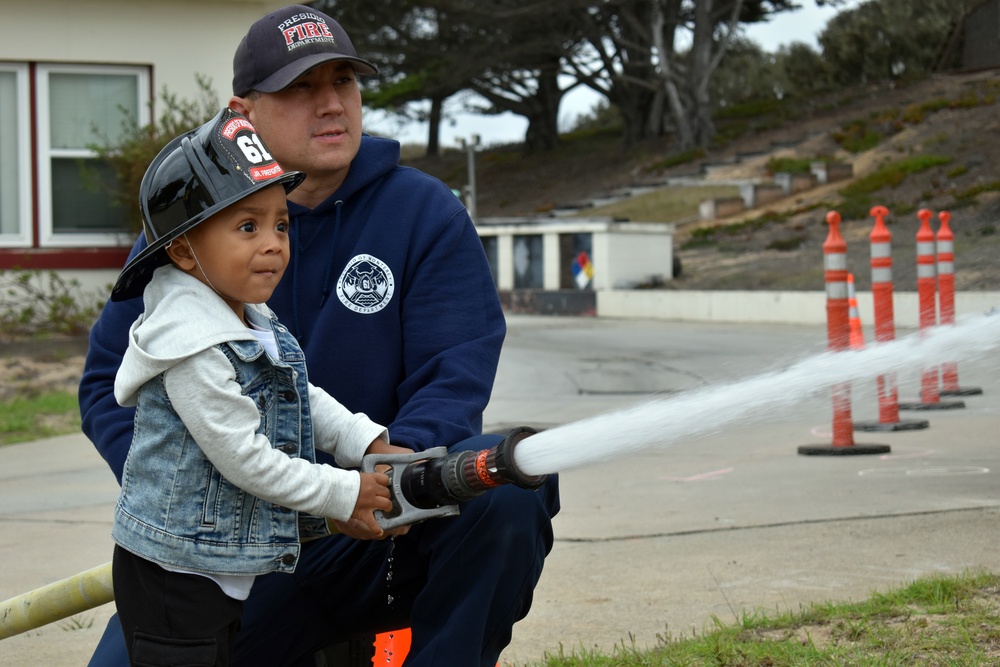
[113, 545, 243, 667]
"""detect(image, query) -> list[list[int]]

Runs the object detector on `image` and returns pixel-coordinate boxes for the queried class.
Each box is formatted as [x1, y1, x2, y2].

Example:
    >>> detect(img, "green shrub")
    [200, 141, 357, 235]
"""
[0, 270, 105, 339]
[647, 147, 706, 172]
[765, 157, 814, 175]
[841, 155, 953, 197]
[87, 76, 220, 233]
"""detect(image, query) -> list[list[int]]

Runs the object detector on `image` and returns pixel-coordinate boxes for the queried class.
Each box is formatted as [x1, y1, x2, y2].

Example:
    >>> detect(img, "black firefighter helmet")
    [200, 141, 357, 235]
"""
[110, 107, 305, 301]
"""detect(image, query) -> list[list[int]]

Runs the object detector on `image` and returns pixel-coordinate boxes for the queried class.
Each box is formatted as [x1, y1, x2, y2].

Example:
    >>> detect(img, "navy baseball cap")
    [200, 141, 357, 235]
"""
[233, 4, 377, 97]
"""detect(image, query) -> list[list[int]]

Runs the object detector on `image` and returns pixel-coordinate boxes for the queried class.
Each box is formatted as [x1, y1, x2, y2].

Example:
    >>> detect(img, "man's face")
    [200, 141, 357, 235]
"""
[237, 61, 363, 198]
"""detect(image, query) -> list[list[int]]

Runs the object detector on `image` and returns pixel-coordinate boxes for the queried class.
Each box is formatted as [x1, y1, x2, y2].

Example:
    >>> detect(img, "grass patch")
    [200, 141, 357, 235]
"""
[679, 207, 810, 251]
[0, 391, 80, 446]
[953, 179, 1000, 202]
[576, 184, 740, 223]
[514, 570, 1000, 666]
[836, 154, 953, 220]
[765, 156, 816, 175]
[645, 147, 706, 172]
[835, 81, 998, 155]
[833, 117, 899, 153]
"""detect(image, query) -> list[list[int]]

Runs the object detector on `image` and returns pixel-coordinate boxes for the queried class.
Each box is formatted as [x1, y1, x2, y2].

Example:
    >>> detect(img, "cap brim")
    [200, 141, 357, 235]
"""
[252, 53, 378, 94]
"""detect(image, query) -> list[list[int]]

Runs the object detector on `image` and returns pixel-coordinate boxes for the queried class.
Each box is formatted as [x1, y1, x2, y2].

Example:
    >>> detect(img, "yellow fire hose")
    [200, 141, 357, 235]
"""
[0, 561, 114, 640]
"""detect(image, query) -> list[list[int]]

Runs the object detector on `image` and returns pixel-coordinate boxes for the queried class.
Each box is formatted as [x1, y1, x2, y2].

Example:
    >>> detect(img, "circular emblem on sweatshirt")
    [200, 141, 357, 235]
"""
[337, 254, 394, 314]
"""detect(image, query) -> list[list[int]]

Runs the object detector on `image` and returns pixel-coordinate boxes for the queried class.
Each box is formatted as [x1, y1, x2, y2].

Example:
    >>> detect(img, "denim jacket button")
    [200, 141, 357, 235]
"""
[280, 553, 295, 565]
[277, 443, 296, 454]
[280, 390, 296, 402]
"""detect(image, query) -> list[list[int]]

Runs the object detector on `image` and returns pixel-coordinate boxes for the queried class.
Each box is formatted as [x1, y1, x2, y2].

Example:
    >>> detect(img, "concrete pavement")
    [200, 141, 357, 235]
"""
[2, 316, 999, 665]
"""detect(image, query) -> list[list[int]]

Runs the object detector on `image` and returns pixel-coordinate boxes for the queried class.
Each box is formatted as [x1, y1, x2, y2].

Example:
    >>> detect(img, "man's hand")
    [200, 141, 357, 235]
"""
[331, 516, 410, 540]
[365, 437, 416, 459]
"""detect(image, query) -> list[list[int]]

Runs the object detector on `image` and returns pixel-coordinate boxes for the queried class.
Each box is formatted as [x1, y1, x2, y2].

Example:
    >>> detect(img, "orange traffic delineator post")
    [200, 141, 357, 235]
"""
[799, 211, 889, 456]
[853, 205, 928, 432]
[898, 209, 965, 411]
[935, 210, 982, 397]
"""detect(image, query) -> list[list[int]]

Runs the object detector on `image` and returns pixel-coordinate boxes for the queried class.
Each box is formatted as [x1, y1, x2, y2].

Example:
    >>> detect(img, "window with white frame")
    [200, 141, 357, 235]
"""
[35, 64, 150, 247]
[0, 63, 31, 247]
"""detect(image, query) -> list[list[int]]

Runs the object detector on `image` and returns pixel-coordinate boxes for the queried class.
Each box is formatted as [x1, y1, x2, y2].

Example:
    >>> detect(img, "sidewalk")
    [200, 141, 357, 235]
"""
[2, 316, 999, 665]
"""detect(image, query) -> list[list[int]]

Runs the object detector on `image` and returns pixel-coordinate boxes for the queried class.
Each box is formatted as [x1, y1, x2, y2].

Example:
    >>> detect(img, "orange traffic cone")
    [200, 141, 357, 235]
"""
[848, 273, 864, 350]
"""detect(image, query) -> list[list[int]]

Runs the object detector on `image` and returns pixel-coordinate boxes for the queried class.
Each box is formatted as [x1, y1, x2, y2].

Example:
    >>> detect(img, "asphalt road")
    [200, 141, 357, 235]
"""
[2, 316, 998, 665]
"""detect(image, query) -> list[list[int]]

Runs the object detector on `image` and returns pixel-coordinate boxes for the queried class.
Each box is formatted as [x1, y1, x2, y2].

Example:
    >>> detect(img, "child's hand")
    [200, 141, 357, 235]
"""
[347, 471, 393, 538]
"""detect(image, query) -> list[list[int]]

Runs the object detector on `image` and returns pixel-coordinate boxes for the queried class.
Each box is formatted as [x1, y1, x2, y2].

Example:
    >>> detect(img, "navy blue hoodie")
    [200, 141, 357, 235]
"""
[80, 134, 505, 481]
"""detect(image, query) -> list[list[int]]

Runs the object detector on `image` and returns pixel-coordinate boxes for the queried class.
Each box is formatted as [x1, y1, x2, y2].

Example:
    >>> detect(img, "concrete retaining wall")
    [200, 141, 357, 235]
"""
[597, 290, 1000, 328]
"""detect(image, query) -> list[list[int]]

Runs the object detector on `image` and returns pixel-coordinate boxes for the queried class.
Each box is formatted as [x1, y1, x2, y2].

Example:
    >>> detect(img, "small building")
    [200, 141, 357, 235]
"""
[0, 0, 286, 276]
[476, 217, 675, 315]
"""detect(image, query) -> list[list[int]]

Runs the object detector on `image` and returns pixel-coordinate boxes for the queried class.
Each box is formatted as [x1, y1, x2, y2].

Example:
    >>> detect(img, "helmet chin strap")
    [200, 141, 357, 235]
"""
[184, 234, 240, 307]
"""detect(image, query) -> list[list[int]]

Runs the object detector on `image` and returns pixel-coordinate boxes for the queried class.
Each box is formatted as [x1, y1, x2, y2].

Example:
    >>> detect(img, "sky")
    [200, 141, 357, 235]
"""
[362, 1, 860, 148]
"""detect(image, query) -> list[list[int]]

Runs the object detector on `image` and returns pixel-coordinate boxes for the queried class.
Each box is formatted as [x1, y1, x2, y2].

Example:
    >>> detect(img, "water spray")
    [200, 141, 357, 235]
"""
[508, 308, 1000, 478]
[362, 426, 547, 530]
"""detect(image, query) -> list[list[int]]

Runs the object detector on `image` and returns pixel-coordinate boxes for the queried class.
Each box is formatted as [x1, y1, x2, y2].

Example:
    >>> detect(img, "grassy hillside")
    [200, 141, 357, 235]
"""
[403, 70, 1000, 292]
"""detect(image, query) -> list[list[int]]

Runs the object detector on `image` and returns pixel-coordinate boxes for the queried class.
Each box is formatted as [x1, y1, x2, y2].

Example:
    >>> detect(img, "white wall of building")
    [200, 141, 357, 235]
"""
[0, 0, 287, 104]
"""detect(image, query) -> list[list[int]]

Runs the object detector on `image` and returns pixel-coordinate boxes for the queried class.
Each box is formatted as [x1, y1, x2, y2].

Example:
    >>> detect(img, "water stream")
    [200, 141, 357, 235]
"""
[512, 310, 1000, 477]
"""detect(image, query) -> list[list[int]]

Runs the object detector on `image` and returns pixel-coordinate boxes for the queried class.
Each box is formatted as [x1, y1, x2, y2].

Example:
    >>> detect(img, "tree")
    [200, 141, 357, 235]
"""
[567, 0, 810, 150]
[818, 0, 969, 85]
[317, 0, 840, 153]
[464, 1, 590, 152]
[318, 0, 491, 155]
[776, 42, 833, 97]
[711, 37, 783, 107]
[318, 0, 585, 153]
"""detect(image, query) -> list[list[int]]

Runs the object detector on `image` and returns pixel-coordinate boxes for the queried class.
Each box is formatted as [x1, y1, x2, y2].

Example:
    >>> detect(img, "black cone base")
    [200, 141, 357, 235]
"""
[853, 419, 929, 432]
[798, 443, 891, 456]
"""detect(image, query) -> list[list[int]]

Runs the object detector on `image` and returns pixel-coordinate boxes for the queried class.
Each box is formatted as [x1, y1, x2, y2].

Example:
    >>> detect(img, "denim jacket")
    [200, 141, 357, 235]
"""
[112, 267, 386, 576]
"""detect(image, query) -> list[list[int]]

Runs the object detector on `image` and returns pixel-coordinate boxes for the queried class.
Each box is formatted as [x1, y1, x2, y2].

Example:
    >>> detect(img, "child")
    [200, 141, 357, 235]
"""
[107, 108, 398, 666]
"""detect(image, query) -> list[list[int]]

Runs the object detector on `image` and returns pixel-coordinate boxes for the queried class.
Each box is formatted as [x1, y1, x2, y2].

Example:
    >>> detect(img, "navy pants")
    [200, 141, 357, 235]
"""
[90, 434, 560, 667]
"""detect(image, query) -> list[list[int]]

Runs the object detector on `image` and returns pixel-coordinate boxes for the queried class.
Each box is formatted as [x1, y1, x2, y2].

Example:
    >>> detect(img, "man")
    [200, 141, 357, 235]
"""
[80, 5, 559, 665]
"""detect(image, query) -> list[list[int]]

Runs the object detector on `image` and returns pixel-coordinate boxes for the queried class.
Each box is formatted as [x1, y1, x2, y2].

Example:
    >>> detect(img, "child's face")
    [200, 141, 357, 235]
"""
[176, 185, 290, 319]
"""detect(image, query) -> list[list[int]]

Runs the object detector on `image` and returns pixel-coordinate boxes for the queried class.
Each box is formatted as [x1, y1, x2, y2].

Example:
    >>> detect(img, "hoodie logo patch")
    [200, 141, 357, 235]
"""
[337, 254, 394, 314]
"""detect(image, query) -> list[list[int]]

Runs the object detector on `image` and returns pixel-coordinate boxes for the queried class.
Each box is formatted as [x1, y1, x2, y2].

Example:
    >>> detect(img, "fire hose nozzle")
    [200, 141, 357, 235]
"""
[361, 426, 546, 531]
